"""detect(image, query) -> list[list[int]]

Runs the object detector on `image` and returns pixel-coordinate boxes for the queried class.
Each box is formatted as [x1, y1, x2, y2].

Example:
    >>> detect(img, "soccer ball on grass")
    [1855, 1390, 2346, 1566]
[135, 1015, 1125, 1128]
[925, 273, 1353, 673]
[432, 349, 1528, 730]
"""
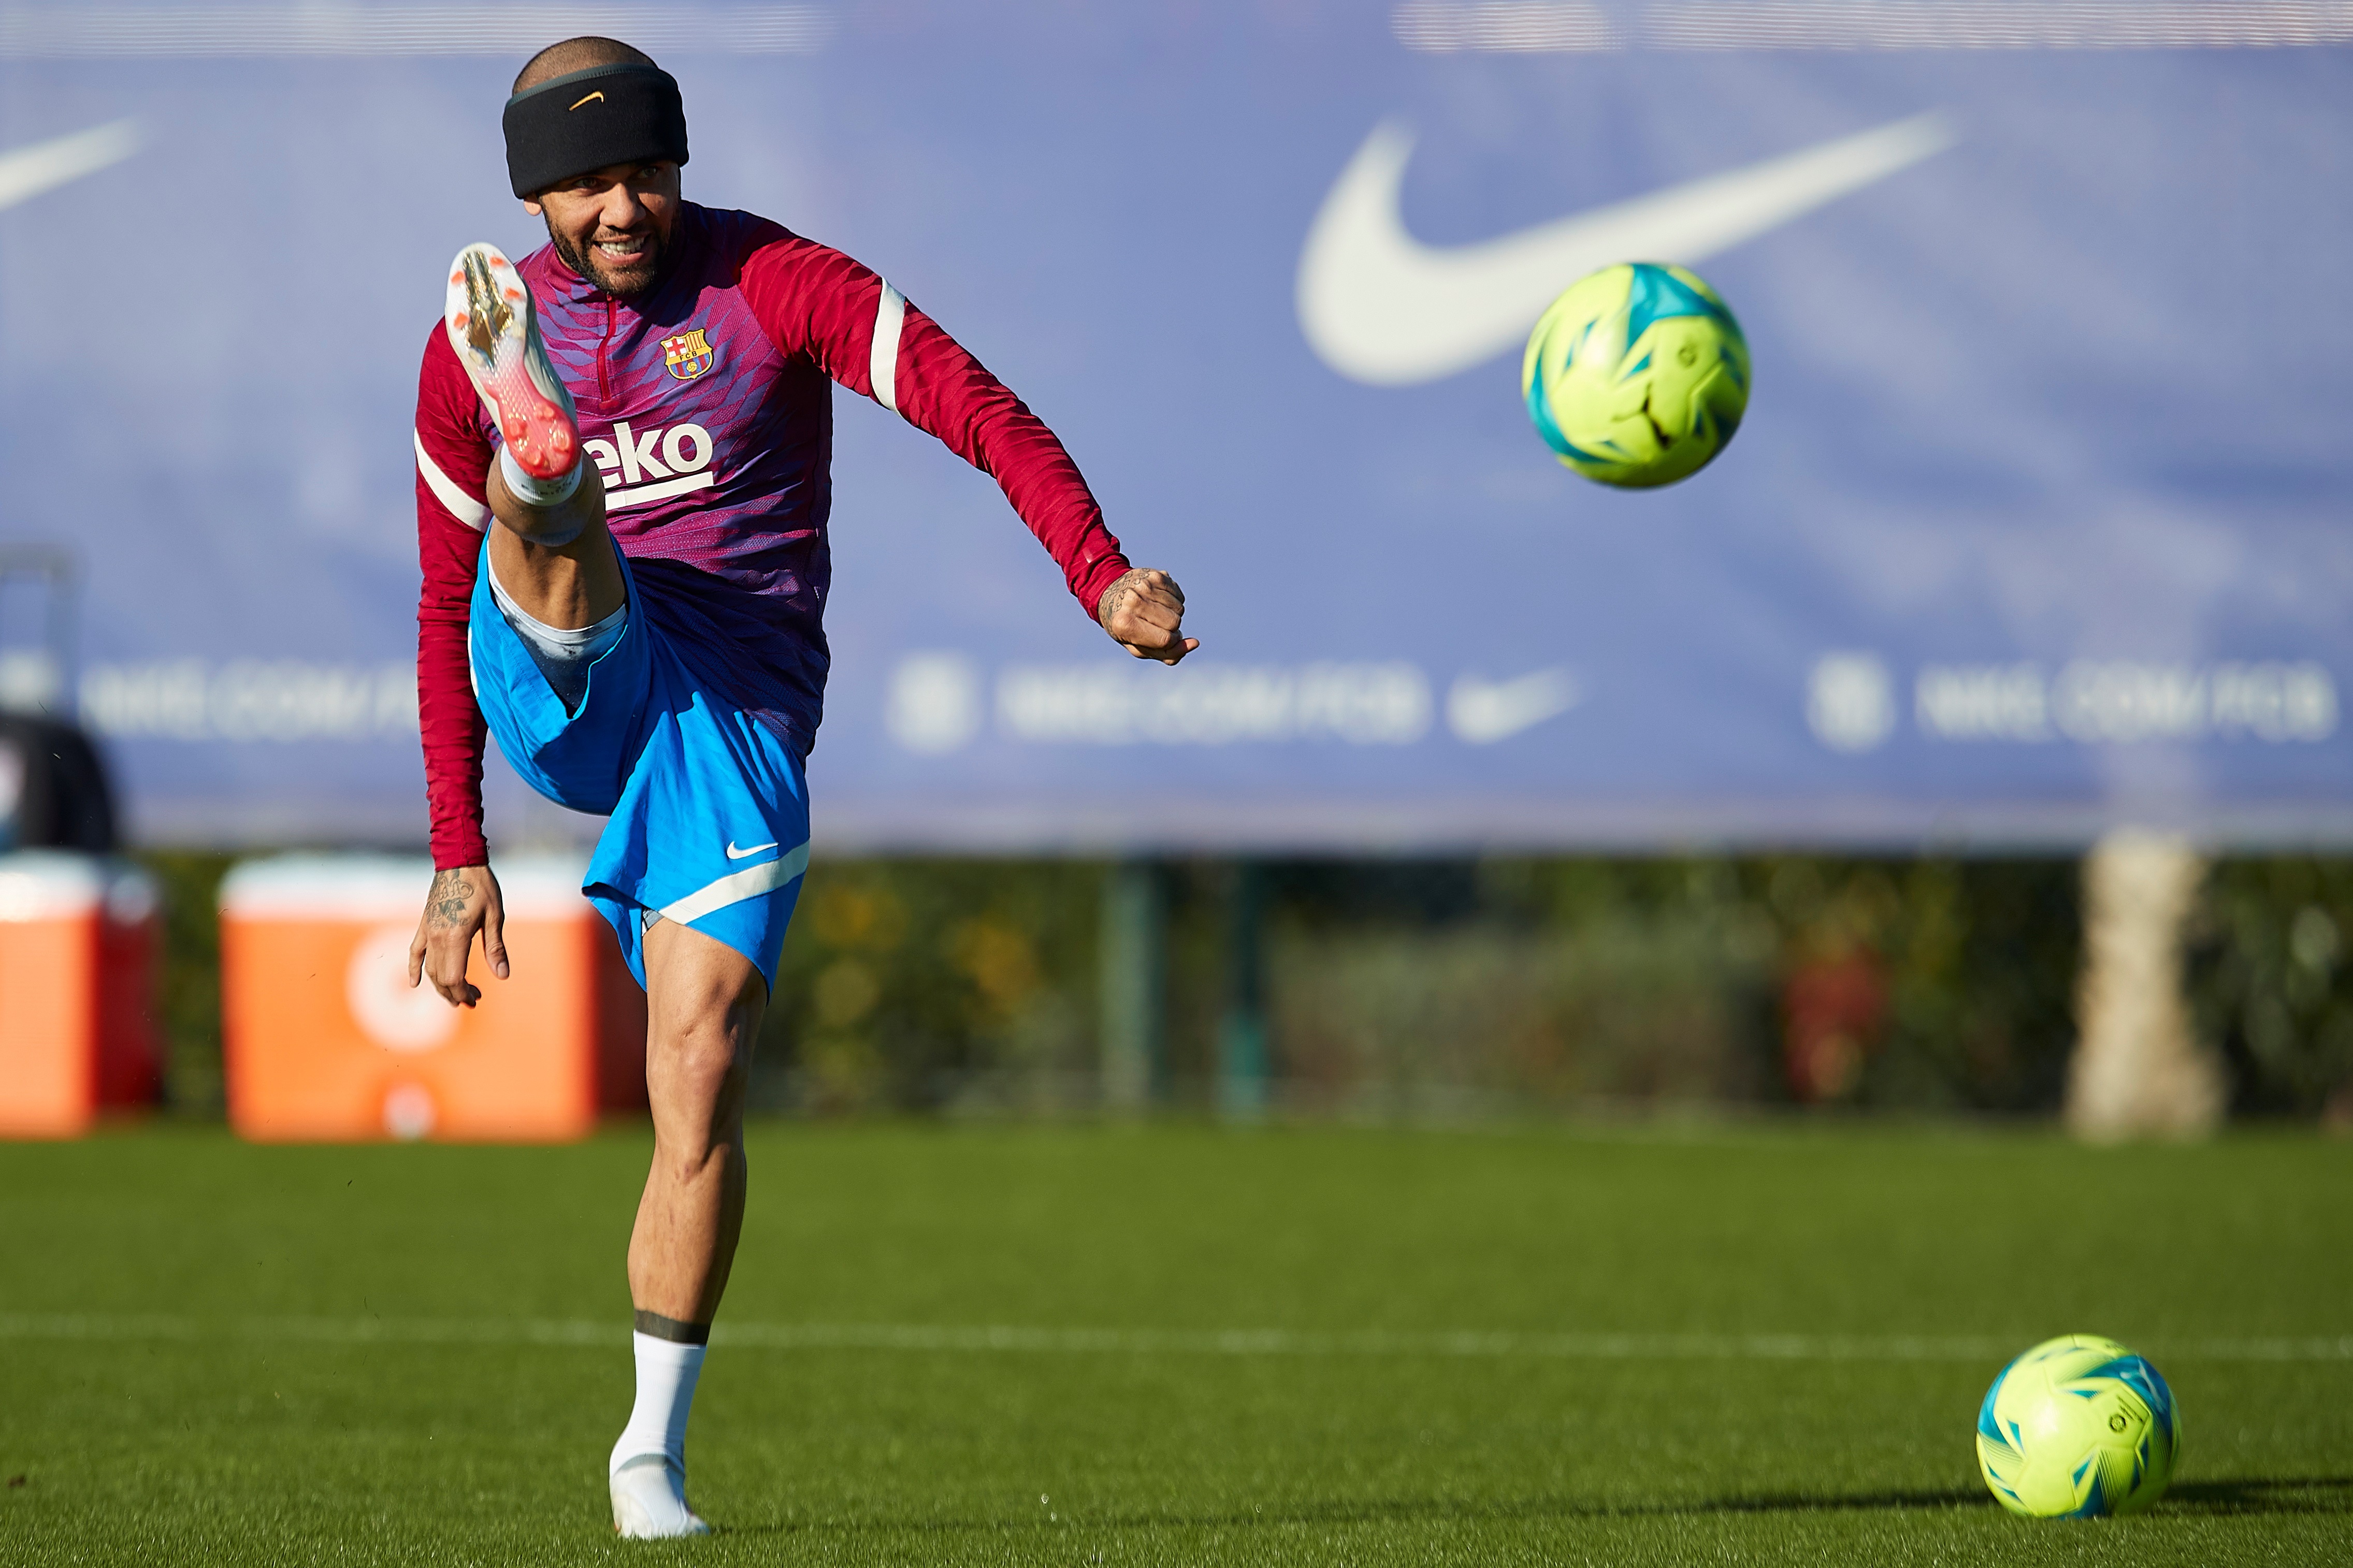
[1974, 1334, 2179, 1518]
[1521, 261, 1749, 489]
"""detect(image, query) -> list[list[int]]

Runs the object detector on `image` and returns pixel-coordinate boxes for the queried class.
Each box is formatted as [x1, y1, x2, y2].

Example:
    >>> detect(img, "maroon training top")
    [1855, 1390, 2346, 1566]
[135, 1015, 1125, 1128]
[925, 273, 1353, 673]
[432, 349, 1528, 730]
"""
[413, 201, 1132, 868]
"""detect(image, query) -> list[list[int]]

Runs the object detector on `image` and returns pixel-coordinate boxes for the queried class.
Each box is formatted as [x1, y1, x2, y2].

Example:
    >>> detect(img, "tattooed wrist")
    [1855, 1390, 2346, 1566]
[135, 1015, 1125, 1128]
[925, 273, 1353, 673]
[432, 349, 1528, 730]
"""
[1096, 568, 1150, 630]
[427, 868, 477, 929]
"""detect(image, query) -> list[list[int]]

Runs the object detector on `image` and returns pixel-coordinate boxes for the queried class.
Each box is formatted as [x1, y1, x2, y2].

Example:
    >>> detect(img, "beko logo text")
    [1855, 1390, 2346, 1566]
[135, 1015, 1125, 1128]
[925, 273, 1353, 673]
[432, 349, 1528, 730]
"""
[585, 420, 716, 509]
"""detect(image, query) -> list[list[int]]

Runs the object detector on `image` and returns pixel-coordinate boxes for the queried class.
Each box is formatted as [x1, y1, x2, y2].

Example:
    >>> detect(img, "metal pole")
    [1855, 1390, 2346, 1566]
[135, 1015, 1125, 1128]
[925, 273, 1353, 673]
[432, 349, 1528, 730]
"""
[1099, 858, 1166, 1111]
[1218, 859, 1269, 1120]
[0, 546, 76, 718]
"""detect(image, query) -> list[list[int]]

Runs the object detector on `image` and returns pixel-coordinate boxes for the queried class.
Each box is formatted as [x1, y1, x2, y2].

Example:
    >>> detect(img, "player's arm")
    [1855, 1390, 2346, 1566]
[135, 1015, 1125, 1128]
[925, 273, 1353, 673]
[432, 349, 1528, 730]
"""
[407, 326, 510, 1006]
[741, 234, 1196, 662]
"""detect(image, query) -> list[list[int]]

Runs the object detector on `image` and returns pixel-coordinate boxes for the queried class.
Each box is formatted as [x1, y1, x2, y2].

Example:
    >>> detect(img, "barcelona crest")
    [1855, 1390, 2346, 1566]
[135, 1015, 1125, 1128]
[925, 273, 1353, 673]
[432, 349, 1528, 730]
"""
[661, 328, 716, 382]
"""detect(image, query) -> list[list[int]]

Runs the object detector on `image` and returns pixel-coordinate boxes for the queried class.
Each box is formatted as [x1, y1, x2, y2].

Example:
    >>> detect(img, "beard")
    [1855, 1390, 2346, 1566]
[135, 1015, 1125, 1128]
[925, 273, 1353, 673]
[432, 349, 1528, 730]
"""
[547, 220, 666, 297]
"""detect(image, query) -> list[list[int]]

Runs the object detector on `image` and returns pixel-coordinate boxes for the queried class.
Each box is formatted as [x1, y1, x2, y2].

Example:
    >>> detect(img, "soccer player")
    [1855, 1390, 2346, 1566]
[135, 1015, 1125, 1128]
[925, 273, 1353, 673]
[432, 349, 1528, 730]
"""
[406, 36, 1195, 1537]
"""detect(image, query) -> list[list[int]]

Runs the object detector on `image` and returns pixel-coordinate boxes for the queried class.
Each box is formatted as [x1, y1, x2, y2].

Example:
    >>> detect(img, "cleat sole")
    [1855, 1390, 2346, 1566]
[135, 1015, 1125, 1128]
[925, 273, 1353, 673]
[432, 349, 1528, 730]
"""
[443, 243, 578, 480]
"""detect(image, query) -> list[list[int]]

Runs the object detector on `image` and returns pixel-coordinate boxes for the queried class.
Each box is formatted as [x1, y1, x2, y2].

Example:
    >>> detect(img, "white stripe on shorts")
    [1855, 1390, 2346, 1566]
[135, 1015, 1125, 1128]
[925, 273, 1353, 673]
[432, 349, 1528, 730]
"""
[414, 430, 488, 530]
[870, 281, 906, 414]
[658, 841, 811, 926]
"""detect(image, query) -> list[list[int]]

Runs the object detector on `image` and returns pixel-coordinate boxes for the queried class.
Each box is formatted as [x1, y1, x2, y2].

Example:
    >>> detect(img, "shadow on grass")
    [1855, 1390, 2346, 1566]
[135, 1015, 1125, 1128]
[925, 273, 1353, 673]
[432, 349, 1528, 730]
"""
[726, 1476, 2353, 1540]
[2157, 1475, 2353, 1516]
[723, 1486, 1989, 1540]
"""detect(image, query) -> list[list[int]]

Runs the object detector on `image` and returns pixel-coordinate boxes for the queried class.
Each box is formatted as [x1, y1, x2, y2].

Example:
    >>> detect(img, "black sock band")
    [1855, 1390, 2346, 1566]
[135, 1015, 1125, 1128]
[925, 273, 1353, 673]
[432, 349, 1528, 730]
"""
[503, 63, 689, 198]
[633, 1310, 711, 1345]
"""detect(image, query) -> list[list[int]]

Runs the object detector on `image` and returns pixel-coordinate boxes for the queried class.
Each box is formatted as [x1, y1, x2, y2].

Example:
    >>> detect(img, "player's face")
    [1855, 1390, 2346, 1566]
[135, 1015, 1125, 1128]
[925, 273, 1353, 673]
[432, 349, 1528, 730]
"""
[524, 160, 681, 296]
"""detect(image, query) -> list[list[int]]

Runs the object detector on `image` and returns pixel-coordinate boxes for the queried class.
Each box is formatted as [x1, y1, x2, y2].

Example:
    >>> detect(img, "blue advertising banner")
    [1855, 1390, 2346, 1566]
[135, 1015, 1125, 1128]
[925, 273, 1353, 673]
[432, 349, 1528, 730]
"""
[1, 2, 2348, 849]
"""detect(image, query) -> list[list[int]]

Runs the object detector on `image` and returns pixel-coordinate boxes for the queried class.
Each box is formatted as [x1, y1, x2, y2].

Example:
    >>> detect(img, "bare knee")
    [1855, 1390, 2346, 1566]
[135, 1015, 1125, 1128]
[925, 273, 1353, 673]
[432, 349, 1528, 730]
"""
[650, 1023, 748, 1162]
[641, 918, 768, 1177]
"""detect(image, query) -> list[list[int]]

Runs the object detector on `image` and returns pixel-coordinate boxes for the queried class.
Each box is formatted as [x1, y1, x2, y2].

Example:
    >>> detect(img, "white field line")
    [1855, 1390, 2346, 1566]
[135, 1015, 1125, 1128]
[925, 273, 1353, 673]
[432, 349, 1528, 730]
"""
[1, 1313, 2348, 1363]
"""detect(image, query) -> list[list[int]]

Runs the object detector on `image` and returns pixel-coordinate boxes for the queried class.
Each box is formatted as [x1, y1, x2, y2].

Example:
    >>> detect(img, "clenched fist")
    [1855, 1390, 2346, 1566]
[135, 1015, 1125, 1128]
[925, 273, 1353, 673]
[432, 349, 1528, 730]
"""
[1096, 568, 1199, 664]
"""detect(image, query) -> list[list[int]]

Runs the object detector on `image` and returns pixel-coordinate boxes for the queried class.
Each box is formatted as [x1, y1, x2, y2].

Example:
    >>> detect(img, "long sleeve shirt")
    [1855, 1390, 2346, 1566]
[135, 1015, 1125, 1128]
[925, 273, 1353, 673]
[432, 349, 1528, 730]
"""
[412, 201, 1132, 868]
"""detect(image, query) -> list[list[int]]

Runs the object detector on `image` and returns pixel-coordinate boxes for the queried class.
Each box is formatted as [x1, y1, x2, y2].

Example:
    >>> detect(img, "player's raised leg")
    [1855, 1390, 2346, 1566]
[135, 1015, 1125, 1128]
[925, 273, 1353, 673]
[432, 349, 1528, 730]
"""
[443, 241, 624, 632]
[608, 917, 767, 1539]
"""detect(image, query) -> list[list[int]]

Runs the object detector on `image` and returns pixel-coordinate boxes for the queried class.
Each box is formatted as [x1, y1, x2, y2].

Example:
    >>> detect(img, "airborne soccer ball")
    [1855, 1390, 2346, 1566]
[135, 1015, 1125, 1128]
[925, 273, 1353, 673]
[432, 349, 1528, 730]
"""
[1521, 262, 1750, 489]
[1975, 1334, 2180, 1518]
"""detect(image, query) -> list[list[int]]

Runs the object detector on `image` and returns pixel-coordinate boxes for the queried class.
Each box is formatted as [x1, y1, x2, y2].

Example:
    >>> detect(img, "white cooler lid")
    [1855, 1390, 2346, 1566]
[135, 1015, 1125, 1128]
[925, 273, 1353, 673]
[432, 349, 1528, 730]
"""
[0, 851, 157, 923]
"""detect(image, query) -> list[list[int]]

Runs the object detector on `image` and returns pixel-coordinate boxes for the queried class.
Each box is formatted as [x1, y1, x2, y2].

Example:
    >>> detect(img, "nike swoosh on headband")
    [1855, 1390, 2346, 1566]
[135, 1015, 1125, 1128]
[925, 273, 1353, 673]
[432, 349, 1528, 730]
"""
[0, 121, 140, 215]
[726, 840, 779, 860]
[1296, 112, 1956, 387]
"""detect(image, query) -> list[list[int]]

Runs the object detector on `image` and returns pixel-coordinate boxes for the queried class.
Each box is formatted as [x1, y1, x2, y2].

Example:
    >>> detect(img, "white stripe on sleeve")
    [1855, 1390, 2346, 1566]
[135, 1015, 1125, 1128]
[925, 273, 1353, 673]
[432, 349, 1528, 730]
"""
[414, 430, 488, 531]
[870, 281, 906, 415]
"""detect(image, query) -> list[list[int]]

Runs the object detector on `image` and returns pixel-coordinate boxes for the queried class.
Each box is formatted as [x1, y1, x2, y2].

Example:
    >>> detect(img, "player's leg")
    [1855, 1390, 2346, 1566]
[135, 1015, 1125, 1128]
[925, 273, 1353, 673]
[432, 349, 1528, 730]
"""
[633, 915, 765, 1323]
[581, 648, 809, 1536]
[484, 466, 625, 634]
[608, 916, 766, 1539]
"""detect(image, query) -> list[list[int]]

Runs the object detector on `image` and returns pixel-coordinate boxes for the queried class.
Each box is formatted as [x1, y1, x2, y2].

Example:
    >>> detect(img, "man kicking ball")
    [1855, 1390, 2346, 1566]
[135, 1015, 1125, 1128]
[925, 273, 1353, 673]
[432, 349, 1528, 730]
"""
[406, 36, 1195, 1537]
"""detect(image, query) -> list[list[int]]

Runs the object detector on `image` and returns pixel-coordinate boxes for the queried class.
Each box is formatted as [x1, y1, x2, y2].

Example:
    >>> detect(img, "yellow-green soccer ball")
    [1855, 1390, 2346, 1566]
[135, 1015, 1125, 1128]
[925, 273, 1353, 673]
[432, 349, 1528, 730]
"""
[1975, 1334, 2180, 1518]
[1521, 262, 1750, 489]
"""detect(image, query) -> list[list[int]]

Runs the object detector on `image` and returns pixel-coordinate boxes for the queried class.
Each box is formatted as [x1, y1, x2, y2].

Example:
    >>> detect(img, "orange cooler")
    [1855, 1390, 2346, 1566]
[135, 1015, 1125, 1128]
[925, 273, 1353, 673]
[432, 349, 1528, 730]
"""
[0, 853, 161, 1138]
[221, 854, 645, 1142]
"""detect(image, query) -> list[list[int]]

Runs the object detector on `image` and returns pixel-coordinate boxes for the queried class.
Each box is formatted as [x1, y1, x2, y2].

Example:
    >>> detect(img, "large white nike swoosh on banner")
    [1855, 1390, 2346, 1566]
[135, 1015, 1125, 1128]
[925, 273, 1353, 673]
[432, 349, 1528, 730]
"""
[0, 121, 140, 215]
[1297, 112, 1955, 386]
[1447, 667, 1582, 744]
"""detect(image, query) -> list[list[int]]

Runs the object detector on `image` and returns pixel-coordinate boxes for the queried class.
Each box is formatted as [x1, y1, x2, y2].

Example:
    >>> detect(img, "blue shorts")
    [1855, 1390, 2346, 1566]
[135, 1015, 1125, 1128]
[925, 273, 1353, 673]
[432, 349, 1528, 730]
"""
[468, 551, 808, 994]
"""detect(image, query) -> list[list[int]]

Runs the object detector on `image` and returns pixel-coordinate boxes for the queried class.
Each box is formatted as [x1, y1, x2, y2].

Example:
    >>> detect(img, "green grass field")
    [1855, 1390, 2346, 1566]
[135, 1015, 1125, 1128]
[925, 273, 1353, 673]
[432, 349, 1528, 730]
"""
[2, 1123, 2347, 1564]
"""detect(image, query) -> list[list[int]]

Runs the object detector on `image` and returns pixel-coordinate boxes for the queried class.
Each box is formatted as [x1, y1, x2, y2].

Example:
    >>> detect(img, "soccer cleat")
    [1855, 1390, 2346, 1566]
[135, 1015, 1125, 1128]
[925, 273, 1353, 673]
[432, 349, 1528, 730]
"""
[444, 242, 579, 480]
[610, 1454, 712, 1540]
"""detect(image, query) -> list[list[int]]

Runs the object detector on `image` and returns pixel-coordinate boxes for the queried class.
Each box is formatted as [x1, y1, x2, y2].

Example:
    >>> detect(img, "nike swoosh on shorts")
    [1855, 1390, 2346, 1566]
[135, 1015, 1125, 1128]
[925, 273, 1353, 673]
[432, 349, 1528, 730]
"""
[0, 121, 140, 214]
[726, 840, 779, 860]
[1297, 112, 1956, 386]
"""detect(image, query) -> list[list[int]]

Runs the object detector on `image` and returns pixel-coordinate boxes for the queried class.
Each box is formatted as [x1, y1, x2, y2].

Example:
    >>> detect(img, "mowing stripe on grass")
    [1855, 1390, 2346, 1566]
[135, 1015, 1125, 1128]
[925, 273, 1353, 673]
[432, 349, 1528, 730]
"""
[3, 1313, 2348, 1363]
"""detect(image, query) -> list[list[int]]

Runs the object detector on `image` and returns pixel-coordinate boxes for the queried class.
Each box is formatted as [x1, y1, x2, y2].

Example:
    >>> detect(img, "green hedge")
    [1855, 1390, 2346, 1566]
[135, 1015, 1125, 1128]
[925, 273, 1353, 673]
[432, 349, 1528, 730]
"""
[127, 852, 2353, 1121]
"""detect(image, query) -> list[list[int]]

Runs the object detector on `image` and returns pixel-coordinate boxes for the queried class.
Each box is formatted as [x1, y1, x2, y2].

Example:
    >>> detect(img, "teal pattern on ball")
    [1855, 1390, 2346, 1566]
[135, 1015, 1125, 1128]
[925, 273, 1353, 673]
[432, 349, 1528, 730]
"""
[1974, 1334, 2179, 1519]
[1520, 262, 1750, 490]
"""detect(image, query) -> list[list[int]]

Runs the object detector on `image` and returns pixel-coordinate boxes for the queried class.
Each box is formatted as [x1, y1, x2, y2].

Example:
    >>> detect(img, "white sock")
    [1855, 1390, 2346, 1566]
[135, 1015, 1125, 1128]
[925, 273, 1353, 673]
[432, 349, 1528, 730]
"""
[610, 1330, 706, 1477]
[498, 441, 583, 509]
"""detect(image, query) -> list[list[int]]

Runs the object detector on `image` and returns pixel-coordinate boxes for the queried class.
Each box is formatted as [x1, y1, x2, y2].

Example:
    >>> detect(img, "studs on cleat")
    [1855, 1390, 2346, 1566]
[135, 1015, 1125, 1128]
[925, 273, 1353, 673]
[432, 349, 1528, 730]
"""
[459, 250, 515, 360]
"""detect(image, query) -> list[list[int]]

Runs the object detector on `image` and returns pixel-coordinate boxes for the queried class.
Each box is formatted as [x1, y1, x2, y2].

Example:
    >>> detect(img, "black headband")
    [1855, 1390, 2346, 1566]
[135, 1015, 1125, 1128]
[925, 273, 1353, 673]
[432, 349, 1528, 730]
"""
[503, 62, 688, 198]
